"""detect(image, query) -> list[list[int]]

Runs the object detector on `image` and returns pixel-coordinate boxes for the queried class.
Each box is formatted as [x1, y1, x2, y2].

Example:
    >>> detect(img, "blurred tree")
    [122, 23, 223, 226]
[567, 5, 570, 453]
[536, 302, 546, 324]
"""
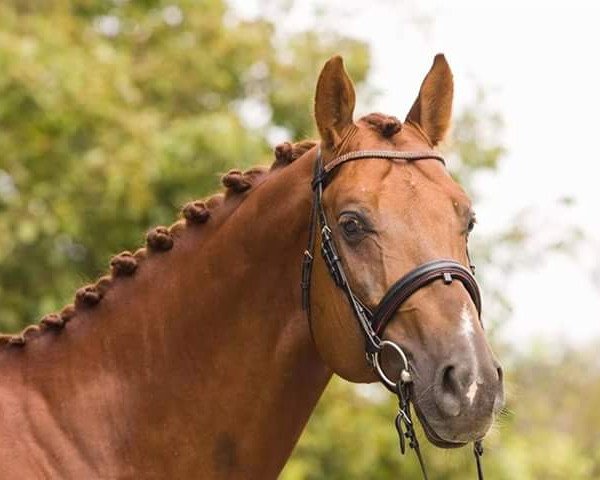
[0, 0, 368, 331]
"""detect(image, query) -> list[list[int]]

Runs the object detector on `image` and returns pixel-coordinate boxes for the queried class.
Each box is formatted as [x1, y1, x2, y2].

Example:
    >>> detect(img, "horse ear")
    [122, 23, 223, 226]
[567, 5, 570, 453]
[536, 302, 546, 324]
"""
[314, 56, 356, 148]
[405, 54, 453, 146]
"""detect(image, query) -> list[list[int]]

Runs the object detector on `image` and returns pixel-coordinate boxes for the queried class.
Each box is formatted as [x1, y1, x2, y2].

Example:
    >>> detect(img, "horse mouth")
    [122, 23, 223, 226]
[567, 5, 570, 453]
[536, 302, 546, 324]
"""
[412, 402, 468, 449]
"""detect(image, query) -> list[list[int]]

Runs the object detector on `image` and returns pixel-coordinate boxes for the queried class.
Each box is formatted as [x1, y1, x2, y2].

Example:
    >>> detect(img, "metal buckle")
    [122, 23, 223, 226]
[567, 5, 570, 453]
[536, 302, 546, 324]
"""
[320, 226, 345, 287]
[372, 340, 411, 392]
[395, 409, 409, 454]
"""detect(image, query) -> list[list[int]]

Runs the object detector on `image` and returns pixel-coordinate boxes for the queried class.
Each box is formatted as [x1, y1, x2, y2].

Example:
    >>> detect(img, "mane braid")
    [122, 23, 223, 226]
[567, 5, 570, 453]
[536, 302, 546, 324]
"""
[271, 140, 317, 170]
[360, 113, 402, 138]
[0, 140, 317, 350]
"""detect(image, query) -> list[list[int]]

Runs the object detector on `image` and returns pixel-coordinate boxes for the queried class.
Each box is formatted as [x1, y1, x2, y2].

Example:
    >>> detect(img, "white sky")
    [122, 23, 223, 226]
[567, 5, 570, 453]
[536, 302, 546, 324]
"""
[231, 0, 600, 350]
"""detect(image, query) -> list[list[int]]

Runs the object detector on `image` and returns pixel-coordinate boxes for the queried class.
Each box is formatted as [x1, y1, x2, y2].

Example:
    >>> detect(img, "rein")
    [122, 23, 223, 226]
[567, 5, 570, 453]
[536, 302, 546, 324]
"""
[302, 148, 486, 480]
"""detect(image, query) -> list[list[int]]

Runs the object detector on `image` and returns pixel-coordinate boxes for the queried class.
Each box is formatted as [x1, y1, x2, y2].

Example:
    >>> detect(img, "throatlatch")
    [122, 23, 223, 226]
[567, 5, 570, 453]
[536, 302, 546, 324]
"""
[302, 148, 486, 480]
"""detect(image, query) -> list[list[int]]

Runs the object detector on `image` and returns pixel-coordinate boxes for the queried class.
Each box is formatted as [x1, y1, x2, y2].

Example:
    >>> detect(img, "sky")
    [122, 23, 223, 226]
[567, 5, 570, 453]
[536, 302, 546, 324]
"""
[231, 0, 600, 350]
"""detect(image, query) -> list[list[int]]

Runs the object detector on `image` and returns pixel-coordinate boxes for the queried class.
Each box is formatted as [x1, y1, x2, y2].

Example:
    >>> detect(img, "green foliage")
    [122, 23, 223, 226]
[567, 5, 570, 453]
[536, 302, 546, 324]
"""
[0, 0, 369, 331]
[449, 87, 506, 187]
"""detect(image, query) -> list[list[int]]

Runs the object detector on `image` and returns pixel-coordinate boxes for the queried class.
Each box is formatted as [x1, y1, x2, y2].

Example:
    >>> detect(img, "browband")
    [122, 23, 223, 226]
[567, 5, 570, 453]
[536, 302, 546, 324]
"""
[324, 150, 446, 174]
[312, 150, 446, 189]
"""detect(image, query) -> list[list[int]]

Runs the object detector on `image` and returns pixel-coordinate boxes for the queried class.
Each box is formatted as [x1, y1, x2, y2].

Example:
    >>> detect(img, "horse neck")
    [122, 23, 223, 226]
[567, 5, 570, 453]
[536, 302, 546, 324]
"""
[0, 149, 331, 478]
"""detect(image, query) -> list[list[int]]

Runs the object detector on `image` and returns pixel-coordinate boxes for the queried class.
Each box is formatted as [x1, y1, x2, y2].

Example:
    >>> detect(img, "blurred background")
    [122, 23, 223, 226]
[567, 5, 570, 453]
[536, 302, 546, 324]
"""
[0, 0, 599, 478]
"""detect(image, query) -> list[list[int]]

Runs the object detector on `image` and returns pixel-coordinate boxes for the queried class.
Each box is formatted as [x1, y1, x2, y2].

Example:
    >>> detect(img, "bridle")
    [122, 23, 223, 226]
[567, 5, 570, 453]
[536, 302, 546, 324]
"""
[301, 148, 486, 480]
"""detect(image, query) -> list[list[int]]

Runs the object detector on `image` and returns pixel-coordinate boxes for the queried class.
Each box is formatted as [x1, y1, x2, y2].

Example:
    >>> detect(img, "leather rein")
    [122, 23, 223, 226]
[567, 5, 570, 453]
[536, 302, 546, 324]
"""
[301, 148, 485, 480]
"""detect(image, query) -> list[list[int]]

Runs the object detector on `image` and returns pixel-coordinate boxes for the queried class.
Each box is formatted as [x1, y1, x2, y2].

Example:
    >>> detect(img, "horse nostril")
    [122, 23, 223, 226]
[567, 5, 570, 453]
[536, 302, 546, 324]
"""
[442, 365, 459, 395]
[436, 365, 462, 417]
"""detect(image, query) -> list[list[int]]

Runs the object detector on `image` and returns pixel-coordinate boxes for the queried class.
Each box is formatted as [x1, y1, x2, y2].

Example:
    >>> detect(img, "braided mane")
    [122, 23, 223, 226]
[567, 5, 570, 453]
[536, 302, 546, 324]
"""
[0, 140, 318, 348]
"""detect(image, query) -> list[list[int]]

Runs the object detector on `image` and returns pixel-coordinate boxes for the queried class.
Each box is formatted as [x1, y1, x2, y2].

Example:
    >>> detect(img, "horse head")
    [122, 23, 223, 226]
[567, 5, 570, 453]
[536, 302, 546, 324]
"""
[308, 55, 504, 447]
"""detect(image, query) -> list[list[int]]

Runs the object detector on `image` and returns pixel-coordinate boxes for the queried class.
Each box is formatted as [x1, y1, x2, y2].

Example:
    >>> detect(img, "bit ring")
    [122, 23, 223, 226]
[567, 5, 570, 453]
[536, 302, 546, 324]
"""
[372, 340, 411, 392]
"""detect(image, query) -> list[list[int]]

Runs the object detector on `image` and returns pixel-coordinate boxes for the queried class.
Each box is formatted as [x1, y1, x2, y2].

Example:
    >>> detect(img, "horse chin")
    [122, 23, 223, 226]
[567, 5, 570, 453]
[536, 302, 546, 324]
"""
[412, 403, 469, 449]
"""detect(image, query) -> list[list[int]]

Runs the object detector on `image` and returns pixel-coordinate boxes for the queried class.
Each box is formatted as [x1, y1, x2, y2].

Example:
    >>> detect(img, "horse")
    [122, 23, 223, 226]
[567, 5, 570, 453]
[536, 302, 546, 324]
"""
[0, 54, 504, 478]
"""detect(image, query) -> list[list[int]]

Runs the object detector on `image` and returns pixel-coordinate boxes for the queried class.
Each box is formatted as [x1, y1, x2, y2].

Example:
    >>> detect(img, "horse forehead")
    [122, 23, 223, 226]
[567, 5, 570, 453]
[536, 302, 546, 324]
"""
[352, 159, 459, 199]
[400, 161, 472, 209]
[326, 160, 394, 205]
[328, 126, 469, 209]
[328, 160, 457, 210]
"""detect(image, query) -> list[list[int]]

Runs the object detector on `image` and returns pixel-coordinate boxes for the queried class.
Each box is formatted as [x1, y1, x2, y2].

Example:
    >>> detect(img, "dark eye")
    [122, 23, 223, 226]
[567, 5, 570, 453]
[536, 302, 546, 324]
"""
[467, 216, 476, 234]
[339, 215, 365, 241]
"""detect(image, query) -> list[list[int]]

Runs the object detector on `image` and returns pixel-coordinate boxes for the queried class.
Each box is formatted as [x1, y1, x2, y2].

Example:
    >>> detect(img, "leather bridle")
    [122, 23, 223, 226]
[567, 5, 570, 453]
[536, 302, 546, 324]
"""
[301, 148, 486, 480]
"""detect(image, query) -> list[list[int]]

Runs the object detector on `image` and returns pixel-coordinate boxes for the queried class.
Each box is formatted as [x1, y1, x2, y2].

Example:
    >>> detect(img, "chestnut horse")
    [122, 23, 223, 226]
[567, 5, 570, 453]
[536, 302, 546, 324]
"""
[0, 55, 503, 478]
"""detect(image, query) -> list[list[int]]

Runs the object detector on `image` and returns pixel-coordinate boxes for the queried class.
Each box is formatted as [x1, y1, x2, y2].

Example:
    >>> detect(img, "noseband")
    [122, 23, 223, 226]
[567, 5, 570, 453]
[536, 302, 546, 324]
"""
[301, 148, 485, 480]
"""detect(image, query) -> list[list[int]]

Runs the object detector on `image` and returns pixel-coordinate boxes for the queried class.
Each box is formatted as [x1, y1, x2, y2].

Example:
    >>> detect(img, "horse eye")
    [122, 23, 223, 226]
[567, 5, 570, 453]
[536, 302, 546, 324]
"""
[340, 216, 363, 240]
[467, 216, 476, 233]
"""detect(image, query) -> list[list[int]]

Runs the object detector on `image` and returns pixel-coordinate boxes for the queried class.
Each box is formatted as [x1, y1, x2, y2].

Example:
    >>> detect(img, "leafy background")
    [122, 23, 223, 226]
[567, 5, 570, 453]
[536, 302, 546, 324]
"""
[0, 1, 598, 478]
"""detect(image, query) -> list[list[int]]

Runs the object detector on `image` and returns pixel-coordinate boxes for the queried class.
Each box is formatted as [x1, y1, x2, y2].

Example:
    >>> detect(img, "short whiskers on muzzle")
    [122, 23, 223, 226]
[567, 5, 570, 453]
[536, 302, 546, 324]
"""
[490, 406, 513, 432]
[414, 382, 436, 407]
